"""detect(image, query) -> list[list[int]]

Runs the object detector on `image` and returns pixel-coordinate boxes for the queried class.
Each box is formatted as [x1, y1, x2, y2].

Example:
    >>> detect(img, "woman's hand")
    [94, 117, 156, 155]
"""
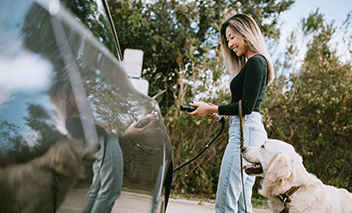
[207, 112, 218, 121]
[187, 102, 219, 121]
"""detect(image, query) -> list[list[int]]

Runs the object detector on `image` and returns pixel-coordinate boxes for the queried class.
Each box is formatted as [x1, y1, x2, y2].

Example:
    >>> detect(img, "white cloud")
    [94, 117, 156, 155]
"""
[0, 49, 53, 93]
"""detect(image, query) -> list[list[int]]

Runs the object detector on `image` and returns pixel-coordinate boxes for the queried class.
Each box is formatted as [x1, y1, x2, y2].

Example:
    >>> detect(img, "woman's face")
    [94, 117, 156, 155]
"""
[225, 26, 247, 57]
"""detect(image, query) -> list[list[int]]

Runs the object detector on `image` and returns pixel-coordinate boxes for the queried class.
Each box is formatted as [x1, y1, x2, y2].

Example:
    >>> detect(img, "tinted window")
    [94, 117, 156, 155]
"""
[59, 0, 118, 57]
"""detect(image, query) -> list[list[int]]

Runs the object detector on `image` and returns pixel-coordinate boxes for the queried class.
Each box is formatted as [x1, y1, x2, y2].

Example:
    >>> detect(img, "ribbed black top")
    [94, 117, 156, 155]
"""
[218, 54, 268, 115]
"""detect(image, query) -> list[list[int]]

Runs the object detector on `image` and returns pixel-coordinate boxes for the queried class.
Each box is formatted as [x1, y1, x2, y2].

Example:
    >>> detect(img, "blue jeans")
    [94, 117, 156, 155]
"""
[83, 135, 123, 213]
[215, 112, 267, 213]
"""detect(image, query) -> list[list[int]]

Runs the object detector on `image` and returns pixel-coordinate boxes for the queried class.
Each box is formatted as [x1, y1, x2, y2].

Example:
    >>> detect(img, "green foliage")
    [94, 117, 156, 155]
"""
[263, 11, 352, 192]
[167, 102, 228, 196]
[169, 9, 352, 200]
[302, 9, 325, 35]
[109, 0, 352, 200]
[109, 0, 294, 114]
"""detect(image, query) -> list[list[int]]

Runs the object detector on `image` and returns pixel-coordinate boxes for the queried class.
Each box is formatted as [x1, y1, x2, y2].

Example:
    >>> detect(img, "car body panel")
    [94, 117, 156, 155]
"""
[0, 0, 173, 212]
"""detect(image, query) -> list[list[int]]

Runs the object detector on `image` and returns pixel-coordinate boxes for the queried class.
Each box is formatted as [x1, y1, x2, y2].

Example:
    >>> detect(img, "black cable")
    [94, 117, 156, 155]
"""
[173, 117, 225, 173]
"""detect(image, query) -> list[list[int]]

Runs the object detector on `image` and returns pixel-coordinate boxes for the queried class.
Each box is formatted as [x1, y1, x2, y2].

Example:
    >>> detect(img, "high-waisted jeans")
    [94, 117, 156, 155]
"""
[83, 135, 123, 213]
[215, 112, 267, 213]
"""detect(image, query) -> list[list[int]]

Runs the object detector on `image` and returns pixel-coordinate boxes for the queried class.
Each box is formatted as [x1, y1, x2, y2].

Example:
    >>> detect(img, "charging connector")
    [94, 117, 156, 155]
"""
[180, 101, 224, 123]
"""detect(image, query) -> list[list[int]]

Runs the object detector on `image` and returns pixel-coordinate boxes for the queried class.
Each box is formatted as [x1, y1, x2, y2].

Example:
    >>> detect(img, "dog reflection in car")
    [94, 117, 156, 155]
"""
[0, 140, 93, 213]
[242, 139, 352, 213]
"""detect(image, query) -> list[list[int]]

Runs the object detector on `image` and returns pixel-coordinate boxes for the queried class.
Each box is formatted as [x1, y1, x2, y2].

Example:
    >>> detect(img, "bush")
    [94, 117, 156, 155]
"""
[263, 26, 352, 190]
[167, 10, 352, 200]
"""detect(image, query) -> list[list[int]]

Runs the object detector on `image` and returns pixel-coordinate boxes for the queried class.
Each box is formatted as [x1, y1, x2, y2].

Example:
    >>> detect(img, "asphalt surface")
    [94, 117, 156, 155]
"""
[58, 189, 271, 213]
[167, 197, 271, 213]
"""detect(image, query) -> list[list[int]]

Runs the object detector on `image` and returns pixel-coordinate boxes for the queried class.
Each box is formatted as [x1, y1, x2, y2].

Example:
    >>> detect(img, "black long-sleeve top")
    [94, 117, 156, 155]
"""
[218, 54, 268, 116]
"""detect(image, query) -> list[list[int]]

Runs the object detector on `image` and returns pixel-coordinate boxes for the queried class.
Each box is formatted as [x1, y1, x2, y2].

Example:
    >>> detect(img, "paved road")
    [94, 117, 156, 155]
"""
[167, 197, 271, 213]
[58, 189, 271, 213]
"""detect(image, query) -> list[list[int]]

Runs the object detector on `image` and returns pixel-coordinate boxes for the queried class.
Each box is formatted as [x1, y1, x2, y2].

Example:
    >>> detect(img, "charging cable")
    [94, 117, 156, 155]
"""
[173, 103, 225, 173]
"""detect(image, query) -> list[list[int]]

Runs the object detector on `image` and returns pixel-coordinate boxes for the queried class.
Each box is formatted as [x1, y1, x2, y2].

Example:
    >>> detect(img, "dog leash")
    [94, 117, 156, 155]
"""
[239, 100, 248, 213]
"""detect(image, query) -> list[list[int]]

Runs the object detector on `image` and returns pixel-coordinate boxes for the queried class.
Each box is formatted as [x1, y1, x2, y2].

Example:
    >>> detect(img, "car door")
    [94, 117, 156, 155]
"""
[0, 0, 173, 212]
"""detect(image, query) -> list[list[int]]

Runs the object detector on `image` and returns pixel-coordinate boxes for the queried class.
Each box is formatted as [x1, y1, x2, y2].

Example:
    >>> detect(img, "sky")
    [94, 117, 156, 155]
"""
[278, 0, 351, 47]
[272, 0, 352, 68]
[280, 0, 351, 27]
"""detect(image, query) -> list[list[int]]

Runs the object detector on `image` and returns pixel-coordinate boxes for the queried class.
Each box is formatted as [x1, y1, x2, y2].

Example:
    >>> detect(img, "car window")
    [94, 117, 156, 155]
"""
[59, 0, 118, 58]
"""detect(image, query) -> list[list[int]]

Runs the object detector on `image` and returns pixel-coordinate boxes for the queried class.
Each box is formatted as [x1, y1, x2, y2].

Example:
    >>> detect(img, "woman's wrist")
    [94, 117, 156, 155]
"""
[208, 105, 219, 114]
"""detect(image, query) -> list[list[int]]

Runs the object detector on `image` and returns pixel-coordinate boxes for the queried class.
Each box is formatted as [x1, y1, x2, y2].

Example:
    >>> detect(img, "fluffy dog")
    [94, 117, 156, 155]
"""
[241, 139, 352, 213]
[0, 140, 96, 213]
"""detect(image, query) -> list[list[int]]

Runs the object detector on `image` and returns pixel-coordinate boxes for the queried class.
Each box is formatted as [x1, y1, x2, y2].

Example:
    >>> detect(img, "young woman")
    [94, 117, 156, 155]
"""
[188, 13, 274, 212]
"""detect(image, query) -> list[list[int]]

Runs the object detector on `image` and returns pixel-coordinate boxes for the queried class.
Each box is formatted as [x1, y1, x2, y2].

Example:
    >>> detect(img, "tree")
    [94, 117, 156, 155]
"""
[264, 10, 352, 190]
[107, 0, 296, 197]
[166, 9, 352, 197]
[109, 0, 294, 113]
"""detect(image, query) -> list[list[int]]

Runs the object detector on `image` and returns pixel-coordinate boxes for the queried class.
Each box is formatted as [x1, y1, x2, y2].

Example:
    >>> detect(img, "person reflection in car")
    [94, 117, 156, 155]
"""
[49, 81, 124, 213]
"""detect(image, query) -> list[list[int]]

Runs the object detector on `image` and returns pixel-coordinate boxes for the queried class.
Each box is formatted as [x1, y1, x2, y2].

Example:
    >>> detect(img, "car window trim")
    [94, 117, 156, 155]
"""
[101, 0, 123, 63]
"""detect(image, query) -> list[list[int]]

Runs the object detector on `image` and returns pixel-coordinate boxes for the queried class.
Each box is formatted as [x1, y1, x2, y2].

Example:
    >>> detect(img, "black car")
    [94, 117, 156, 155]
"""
[0, 0, 173, 212]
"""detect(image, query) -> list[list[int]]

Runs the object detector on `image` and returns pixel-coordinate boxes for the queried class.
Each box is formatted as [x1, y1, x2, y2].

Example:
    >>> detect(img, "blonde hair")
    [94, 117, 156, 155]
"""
[220, 13, 274, 85]
[48, 81, 79, 121]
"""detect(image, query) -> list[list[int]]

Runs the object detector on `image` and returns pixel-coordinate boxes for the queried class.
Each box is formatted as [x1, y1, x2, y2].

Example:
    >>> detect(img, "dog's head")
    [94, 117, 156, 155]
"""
[242, 139, 303, 183]
[40, 139, 99, 179]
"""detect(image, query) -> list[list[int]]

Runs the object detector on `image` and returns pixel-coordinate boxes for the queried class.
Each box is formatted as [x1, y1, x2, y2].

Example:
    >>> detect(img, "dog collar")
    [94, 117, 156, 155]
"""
[278, 186, 300, 213]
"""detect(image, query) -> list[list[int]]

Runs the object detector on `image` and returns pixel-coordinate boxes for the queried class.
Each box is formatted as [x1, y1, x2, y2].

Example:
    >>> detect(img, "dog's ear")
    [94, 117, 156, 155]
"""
[265, 151, 293, 183]
[45, 142, 80, 177]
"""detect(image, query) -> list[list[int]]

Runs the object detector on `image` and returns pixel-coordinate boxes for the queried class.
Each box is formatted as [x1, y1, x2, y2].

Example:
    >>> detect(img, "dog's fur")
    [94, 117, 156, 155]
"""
[242, 139, 352, 213]
[0, 140, 95, 213]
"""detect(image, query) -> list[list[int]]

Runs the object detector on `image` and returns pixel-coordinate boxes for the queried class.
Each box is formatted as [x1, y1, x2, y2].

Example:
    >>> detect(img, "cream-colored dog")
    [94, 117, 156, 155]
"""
[242, 139, 352, 213]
